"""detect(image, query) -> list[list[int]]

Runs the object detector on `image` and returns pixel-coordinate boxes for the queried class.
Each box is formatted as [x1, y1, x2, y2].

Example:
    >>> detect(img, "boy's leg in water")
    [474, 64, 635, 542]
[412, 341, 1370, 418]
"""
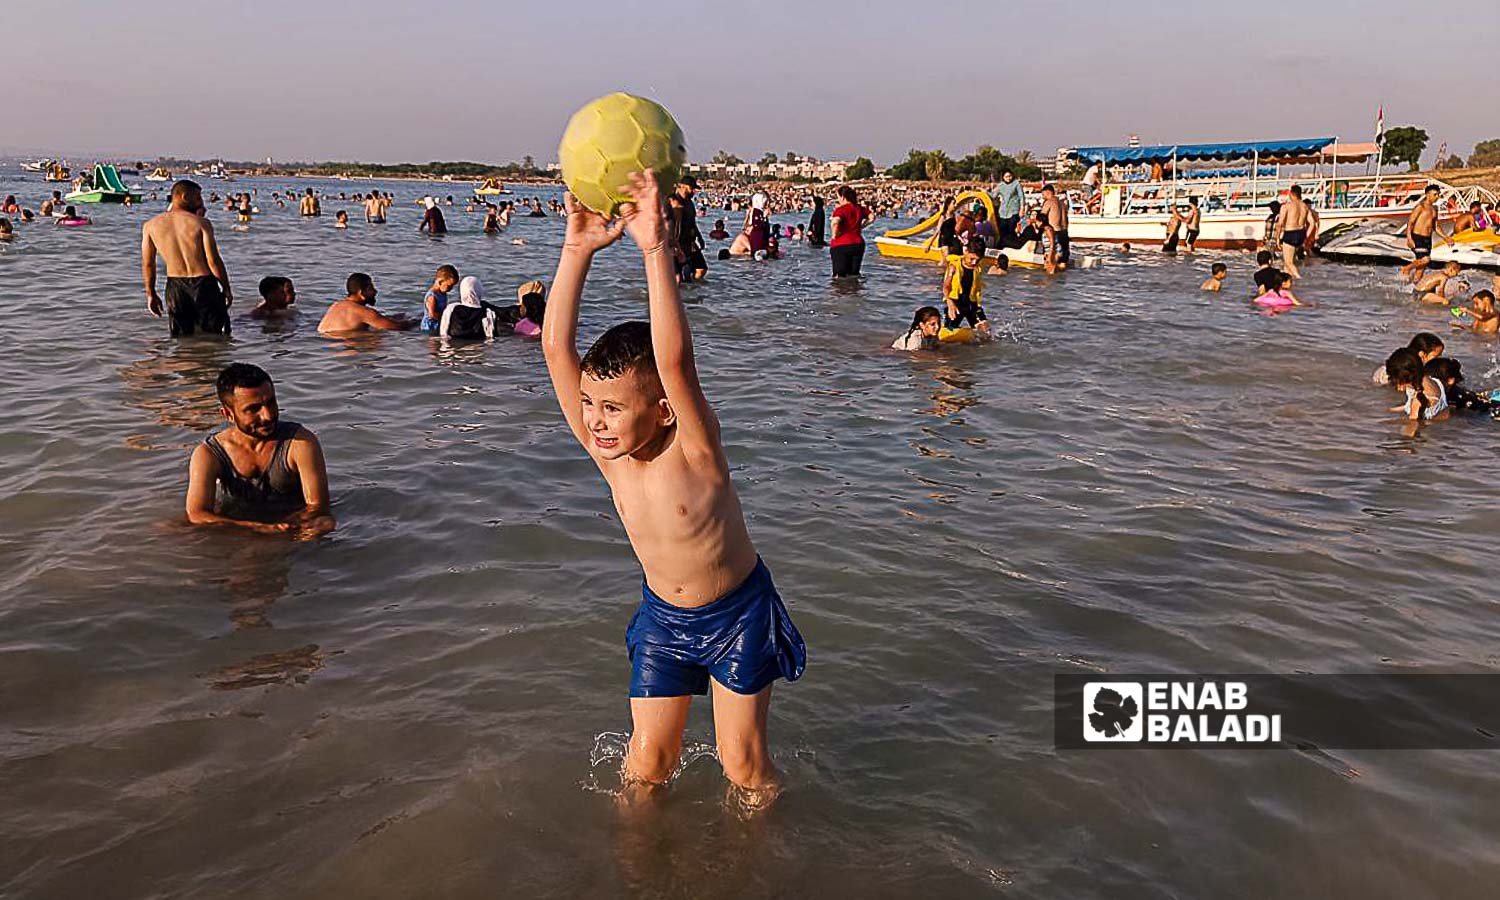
[623, 696, 691, 803]
[711, 680, 779, 807]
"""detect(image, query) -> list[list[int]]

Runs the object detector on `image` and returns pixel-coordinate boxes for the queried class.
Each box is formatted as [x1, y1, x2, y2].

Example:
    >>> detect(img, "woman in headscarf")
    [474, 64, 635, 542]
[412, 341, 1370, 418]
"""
[419, 196, 447, 234]
[439, 276, 495, 339]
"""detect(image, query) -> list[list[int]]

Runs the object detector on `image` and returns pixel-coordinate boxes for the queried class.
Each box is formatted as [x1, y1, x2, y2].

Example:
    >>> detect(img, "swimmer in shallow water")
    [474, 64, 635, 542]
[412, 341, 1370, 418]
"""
[1385, 348, 1448, 422]
[1451, 289, 1499, 336]
[1252, 271, 1303, 311]
[1201, 262, 1227, 292]
[185, 363, 336, 537]
[317, 272, 416, 333]
[1414, 261, 1466, 304]
[1373, 332, 1444, 386]
[542, 175, 806, 809]
[250, 276, 297, 319]
[421, 264, 459, 334]
[891, 306, 942, 351]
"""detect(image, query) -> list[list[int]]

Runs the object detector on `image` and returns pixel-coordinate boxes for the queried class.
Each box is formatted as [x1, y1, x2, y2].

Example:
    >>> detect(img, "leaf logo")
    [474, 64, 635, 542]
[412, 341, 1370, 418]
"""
[1083, 682, 1144, 742]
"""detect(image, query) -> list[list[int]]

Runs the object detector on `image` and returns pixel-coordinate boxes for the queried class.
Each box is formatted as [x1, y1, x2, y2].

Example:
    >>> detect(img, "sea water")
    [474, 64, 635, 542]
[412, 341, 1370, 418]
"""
[1, 172, 1498, 899]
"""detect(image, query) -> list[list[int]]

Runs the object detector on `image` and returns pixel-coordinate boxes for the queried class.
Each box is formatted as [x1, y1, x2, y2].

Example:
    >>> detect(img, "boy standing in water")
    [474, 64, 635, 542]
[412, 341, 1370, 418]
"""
[1201, 263, 1227, 292]
[543, 172, 806, 807]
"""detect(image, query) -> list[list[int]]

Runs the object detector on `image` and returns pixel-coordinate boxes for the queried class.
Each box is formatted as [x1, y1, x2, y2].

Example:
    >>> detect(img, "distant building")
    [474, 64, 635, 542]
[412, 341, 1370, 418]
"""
[1126, 134, 1141, 149]
[687, 154, 853, 181]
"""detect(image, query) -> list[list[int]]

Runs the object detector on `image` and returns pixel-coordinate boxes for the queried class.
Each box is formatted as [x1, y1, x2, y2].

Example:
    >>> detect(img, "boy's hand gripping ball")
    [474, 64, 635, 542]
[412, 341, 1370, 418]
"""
[559, 93, 686, 216]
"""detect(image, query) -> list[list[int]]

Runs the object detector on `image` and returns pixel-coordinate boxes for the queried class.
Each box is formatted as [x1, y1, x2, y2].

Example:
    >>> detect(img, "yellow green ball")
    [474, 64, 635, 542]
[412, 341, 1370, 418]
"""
[558, 93, 686, 216]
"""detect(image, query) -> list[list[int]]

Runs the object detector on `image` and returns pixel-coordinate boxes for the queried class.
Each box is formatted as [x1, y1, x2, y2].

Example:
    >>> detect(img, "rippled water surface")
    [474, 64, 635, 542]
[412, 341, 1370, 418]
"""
[2, 172, 1499, 899]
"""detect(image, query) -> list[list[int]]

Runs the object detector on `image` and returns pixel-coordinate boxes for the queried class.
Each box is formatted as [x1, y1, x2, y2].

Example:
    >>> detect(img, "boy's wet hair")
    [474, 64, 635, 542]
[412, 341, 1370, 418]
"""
[216, 363, 273, 406]
[1385, 347, 1424, 389]
[436, 264, 459, 282]
[1257, 250, 1273, 265]
[1407, 332, 1444, 356]
[994, 253, 1010, 271]
[582, 321, 660, 387]
[1473, 290, 1495, 305]
[965, 236, 986, 255]
[1425, 357, 1462, 384]
[258, 275, 291, 299]
[1211, 263, 1227, 275]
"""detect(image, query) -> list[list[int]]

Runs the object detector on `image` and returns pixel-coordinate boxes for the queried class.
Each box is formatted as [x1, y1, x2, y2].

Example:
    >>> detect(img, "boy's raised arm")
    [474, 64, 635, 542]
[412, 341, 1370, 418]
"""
[544, 193, 625, 445]
[620, 172, 720, 454]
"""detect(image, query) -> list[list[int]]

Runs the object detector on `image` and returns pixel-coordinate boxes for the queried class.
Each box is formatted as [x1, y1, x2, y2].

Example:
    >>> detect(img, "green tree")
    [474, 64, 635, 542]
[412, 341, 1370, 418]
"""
[924, 150, 952, 181]
[711, 149, 744, 166]
[521, 154, 535, 172]
[845, 157, 876, 180]
[783, 151, 798, 165]
[759, 152, 778, 166]
[1382, 126, 1428, 172]
[1443, 154, 1464, 169]
[1468, 139, 1500, 169]
[887, 149, 932, 180]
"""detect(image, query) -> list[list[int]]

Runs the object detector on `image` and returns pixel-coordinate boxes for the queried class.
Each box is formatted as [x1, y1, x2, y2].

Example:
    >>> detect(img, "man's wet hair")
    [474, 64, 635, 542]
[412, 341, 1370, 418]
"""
[171, 180, 202, 203]
[1042, 184, 1056, 194]
[258, 276, 291, 299]
[1473, 289, 1496, 305]
[1289, 184, 1302, 197]
[1408, 332, 1444, 356]
[581, 321, 660, 387]
[216, 363, 273, 406]
[1257, 250, 1273, 265]
[1425, 184, 1440, 194]
[1211, 263, 1227, 275]
[346, 272, 374, 295]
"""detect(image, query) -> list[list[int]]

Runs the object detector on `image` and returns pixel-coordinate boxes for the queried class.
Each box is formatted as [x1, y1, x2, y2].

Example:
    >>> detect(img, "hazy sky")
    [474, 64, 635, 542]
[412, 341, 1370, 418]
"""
[4, 0, 1496, 165]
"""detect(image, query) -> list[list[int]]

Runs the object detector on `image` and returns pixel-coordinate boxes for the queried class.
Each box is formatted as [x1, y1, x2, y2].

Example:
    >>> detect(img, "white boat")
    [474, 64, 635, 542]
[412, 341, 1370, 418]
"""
[20, 159, 48, 173]
[145, 167, 172, 182]
[1062, 138, 1491, 250]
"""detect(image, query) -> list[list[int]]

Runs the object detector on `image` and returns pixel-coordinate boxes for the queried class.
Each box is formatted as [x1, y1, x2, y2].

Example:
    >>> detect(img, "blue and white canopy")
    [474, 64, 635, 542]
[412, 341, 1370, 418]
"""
[1069, 138, 1337, 165]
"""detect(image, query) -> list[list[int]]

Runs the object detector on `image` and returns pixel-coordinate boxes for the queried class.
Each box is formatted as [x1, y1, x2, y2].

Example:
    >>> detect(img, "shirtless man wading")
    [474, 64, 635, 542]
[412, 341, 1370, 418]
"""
[1274, 184, 1318, 279]
[1041, 184, 1070, 274]
[141, 180, 234, 336]
[1400, 184, 1444, 281]
[364, 193, 386, 224]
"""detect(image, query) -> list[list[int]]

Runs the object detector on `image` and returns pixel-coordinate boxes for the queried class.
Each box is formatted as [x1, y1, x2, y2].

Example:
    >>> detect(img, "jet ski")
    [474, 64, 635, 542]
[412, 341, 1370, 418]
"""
[1316, 220, 1412, 264]
[1317, 220, 1500, 270]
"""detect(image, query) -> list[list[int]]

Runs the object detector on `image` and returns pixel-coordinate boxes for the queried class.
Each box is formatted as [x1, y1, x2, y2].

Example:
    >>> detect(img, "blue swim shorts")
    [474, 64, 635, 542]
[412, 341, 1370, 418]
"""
[626, 557, 807, 698]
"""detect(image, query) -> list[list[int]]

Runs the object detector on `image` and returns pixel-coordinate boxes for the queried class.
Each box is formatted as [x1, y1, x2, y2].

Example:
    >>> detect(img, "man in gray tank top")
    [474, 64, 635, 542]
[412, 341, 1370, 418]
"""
[185, 364, 336, 538]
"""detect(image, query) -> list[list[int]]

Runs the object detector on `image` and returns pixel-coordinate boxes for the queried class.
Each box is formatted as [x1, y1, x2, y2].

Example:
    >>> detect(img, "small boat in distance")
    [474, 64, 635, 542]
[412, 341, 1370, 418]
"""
[20, 159, 48, 173]
[145, 167, 172, 182]
[475, 177, 510, 196]
[64, 163, 143, 204]
[192, 162, 233, 181]
[44, 161, 72, 182]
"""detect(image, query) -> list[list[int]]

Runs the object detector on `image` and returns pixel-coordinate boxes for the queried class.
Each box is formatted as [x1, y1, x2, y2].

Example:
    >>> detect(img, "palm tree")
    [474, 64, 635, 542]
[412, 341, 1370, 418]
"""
[1014, 149, 1035, 166]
